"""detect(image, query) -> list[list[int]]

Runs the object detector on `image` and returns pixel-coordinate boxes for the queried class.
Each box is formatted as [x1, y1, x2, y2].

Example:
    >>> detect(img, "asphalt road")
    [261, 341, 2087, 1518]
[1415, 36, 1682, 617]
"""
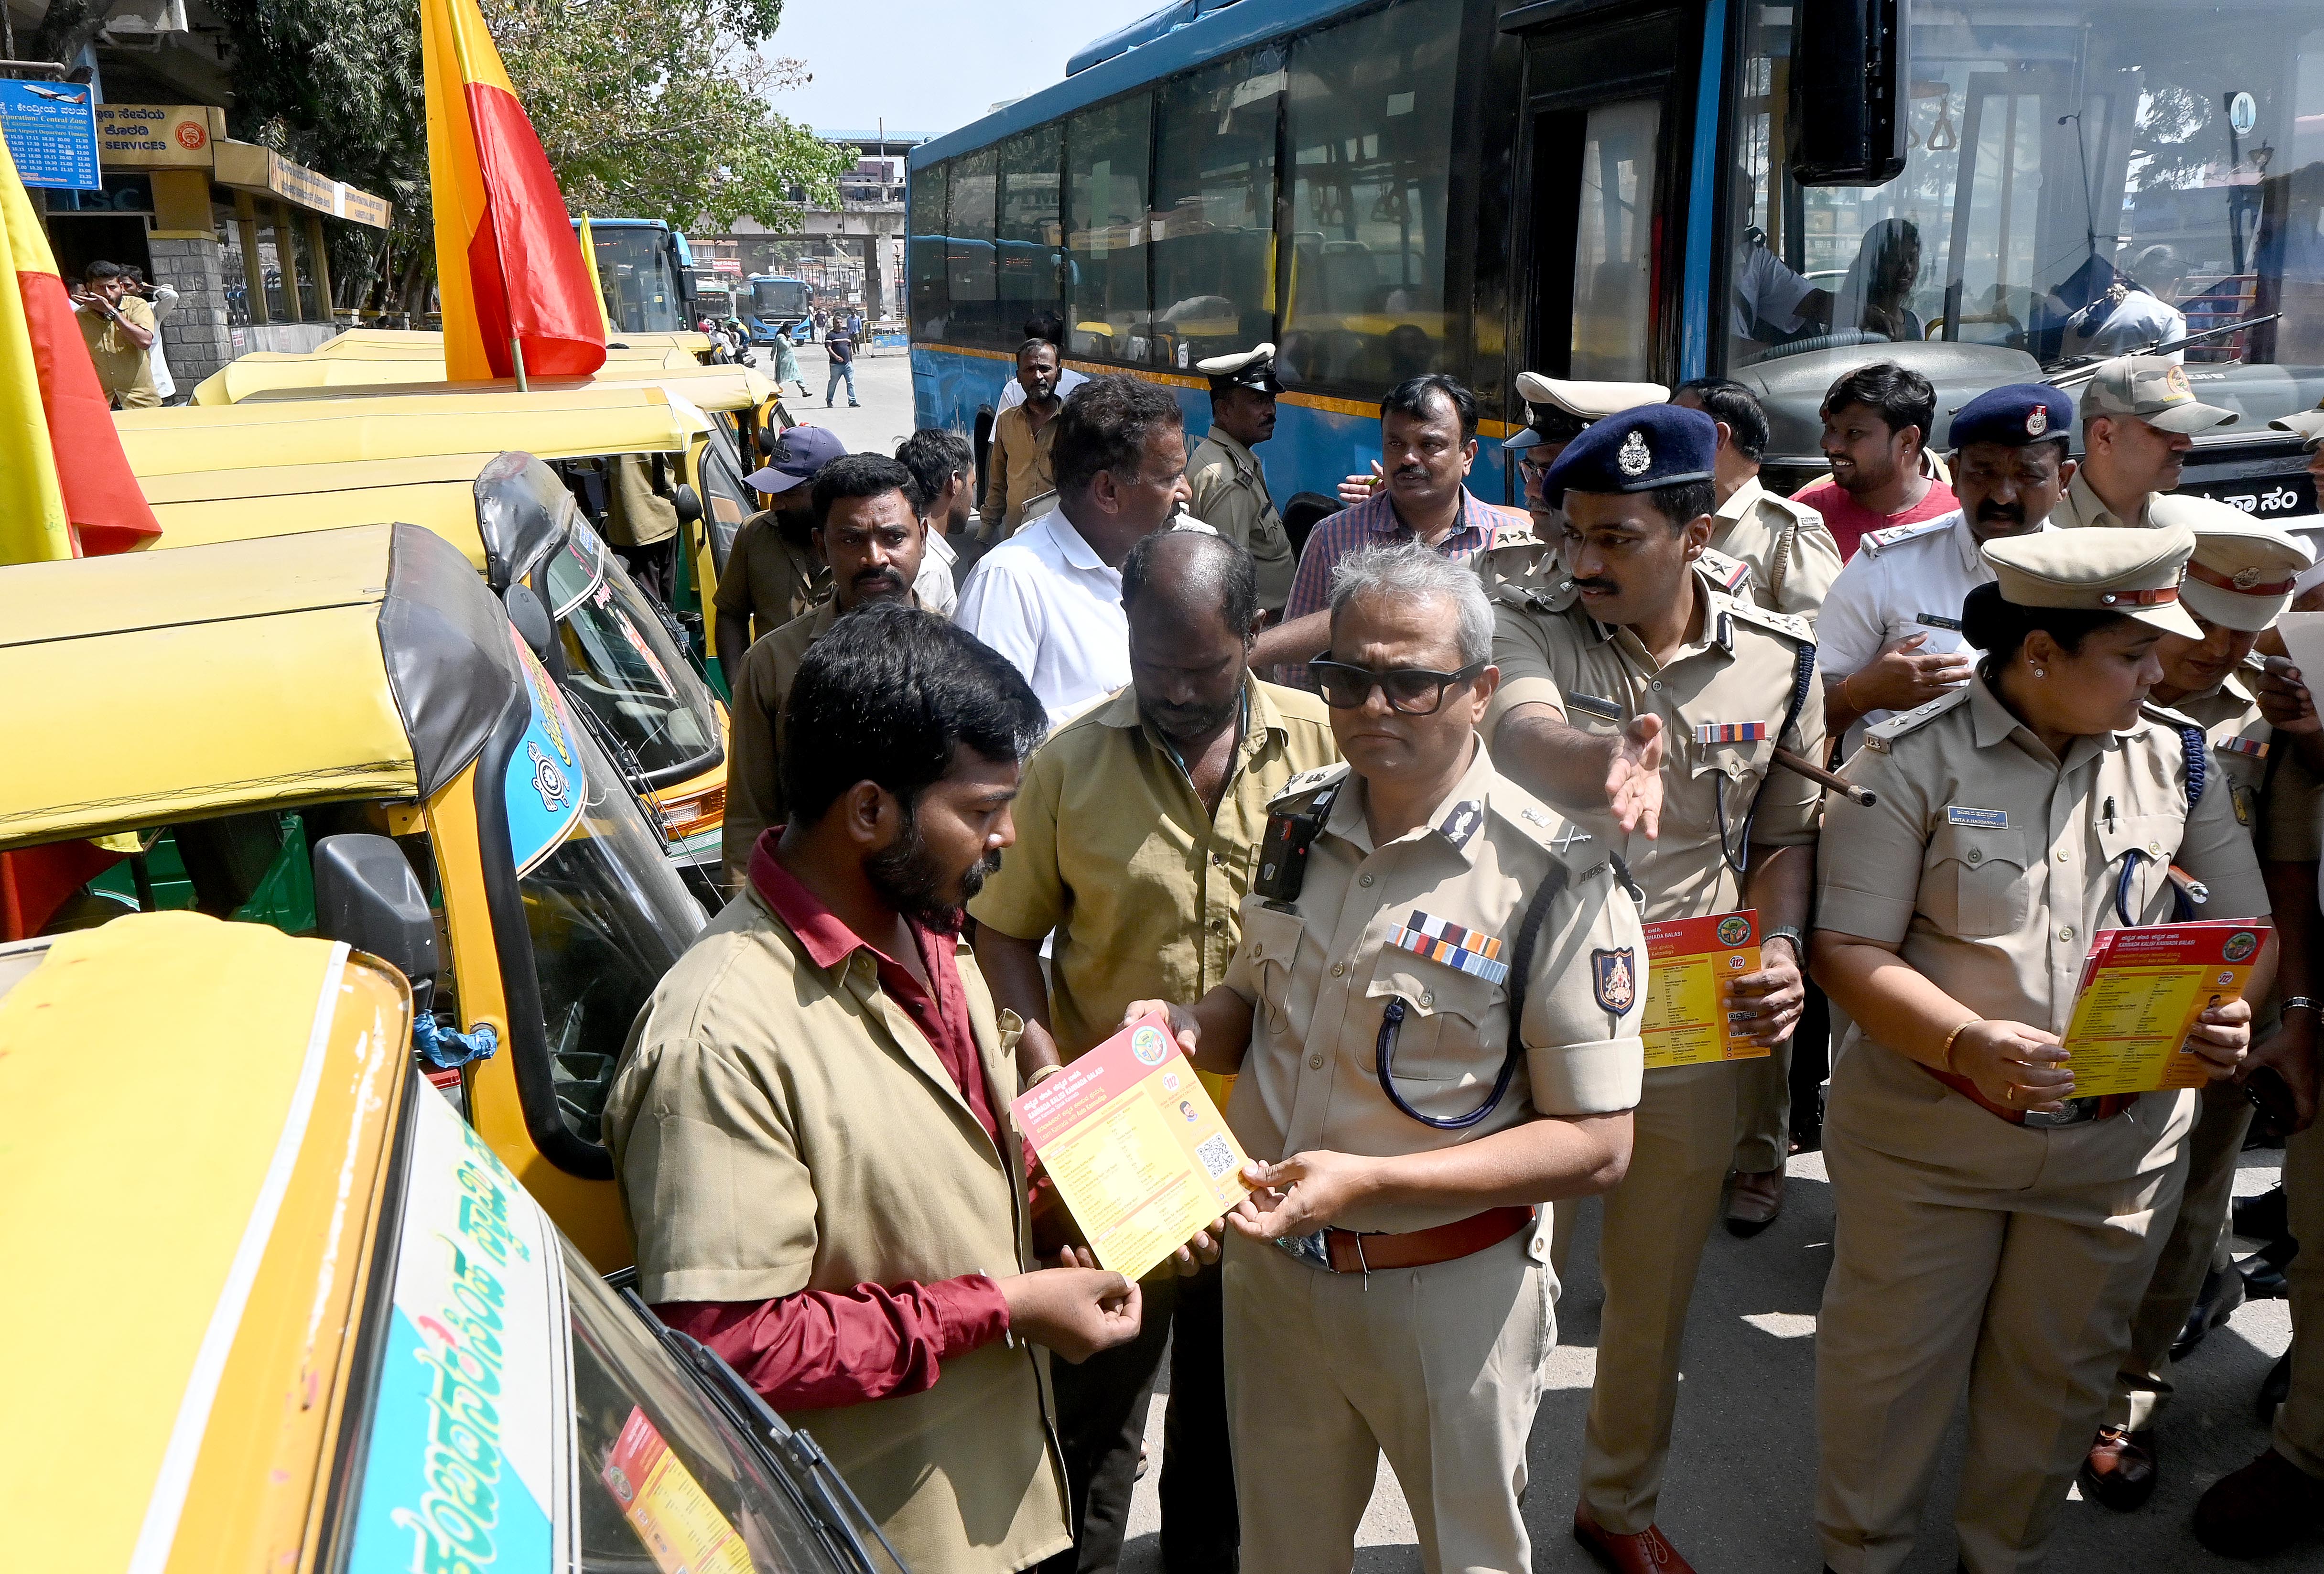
[764, 341, 923, 460]
[1119, 1143, 2299, 1574]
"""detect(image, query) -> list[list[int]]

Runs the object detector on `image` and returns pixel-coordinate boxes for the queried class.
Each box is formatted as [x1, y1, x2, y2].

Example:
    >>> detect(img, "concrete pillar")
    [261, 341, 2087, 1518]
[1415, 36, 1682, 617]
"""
[233, 191, 269, 325]
[303, 211, 335, 324]
[271, 202, 304, 323]
[145, 235, 232, 392]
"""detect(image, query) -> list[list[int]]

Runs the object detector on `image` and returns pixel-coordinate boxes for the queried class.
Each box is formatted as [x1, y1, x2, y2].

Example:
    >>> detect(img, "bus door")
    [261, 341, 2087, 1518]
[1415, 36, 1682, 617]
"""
[1504, 6, 1700, 393]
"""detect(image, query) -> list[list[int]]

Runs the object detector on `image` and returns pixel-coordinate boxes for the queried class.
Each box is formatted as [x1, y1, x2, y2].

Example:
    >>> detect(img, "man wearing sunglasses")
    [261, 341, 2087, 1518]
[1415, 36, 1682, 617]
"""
[1125, 540, 1646, 1574]
[1483, 402, 1823, 1574]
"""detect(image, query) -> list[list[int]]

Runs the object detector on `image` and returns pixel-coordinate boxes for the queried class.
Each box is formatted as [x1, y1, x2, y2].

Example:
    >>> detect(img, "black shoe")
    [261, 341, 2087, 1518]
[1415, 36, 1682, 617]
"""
[2260, 1348, 2294, 1426]
[2234, 1185, 2291, 1245]
[2240, 1238, 2298, 1300]
[2173, 1264, 2248, 1360]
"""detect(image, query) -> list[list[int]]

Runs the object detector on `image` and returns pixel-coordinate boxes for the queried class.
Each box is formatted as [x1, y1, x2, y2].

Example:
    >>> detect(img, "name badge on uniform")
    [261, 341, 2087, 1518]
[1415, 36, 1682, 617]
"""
[1567, 691, 1625, 722]
[1946, 806, 2009, 828]
[1385, 910, 1510, 986]
[1692, 721, 1769, 745]
[1916, 612, 1964, 631]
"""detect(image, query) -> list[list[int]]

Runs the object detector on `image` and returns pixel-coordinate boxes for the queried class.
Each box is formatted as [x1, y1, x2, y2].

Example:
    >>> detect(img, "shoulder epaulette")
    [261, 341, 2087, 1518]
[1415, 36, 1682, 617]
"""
[1487, 516, 1539, 551]
[1697, 546, 1756, 596]
[1488, 783, 1587, 860]
[1269, 761, 1353, 807]
[1863, 685, 1973, 753]
[1485, 560, 1581, 617]
[1859, 515, 1956, 557]
[1724, 597, 1814, 645]
[2139, 699, 2204, 732]
[1761, 490, 1824, 527]
[1474, 535, 1557, 590]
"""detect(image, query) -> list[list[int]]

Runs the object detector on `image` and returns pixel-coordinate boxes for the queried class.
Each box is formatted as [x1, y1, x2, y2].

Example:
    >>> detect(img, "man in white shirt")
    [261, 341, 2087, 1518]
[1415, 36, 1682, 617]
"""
[955, 373, 1210, 729]
[1818, 384, 2078, 757]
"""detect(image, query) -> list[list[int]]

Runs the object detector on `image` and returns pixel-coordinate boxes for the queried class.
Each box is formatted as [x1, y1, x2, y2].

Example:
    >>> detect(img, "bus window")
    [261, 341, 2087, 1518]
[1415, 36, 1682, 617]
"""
[1572, 99, 1663, 381]
[1065, 90, 1155, 365]
[999, 124, 1064, 325]
[949, 146, 1002, 347]
[909, 160, 951, 341]
[1279, 0, 1459, 396]
[1152, 48, 1286, 372]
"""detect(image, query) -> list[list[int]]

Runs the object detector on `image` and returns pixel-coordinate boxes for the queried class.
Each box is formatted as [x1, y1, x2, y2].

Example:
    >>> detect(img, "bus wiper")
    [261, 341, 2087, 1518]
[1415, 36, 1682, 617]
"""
[2043, 313, 2283, 380]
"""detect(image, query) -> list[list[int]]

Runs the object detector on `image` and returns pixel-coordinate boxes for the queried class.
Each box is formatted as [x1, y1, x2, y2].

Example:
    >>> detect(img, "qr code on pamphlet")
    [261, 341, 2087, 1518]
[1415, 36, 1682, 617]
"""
[1195, 1134, 1236, 1181]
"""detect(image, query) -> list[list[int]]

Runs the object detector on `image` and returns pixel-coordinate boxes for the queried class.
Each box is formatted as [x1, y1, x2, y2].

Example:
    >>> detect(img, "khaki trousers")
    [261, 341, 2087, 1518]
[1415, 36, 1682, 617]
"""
[2276, 1116, 2324, 1479]
[1732, 1035, 1792, 1175]
[2105, 1081, 2253, 1429]
[1222, 1227, 1552, 1574]
[1573, 1059, 1740, 1533]
[1815, 1045, 2191, 1574]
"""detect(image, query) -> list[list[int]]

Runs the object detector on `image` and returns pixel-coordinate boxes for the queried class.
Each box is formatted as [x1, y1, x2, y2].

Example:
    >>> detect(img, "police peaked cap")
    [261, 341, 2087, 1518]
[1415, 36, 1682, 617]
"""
[1196, 342, 1285, 395]
[1543, 402, 1717, 495]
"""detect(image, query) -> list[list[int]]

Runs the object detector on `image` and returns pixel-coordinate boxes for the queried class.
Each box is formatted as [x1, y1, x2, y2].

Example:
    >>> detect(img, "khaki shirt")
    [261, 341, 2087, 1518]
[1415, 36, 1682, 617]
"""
[713, 508, 828, 641]
[1710, 475, 1843, 619]
[1819, 678, 2269, 1044]
[720, 598, 841, 884]
[2049, 469, 2156, 530]
[605, 888, 1069, 1574]
[1484, 561, 1826, 923]
[2170, 668, 2324, 863]
[968, 679, 1338, 1091]
[605, 452, 680, 547]
[982, 402, 1060, 538]
[1186, 429, 1297, 612]
[79, 294, 157, 408]
[1220, 744, 1647, 1237]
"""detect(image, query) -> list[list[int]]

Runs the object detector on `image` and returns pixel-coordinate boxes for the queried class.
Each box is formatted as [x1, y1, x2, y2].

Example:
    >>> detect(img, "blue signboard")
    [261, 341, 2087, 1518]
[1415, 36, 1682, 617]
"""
[0, 80, 102, 191]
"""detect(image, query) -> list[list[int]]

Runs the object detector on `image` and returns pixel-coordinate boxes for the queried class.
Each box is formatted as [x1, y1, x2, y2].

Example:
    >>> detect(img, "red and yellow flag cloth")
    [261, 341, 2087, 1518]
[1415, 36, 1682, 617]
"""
[422, 0, 606, 382]
[0, 134, 161, 563]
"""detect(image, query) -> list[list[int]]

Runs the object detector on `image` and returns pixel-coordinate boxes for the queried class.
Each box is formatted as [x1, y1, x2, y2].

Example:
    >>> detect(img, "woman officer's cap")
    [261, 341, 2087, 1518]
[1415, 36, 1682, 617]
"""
[2152, 494, 2313, 633]
[1980, 525, 2203, 640]
[1197, 343, 1284, 395]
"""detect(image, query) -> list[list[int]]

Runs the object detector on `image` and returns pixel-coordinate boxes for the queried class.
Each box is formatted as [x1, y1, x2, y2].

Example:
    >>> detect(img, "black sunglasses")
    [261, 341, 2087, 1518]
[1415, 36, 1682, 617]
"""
[1310, 657, 1488, 715]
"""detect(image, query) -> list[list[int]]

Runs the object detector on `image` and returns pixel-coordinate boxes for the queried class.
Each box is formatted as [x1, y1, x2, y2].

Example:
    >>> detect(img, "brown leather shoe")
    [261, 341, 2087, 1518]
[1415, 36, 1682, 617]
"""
[1724, 1168, 1785, 1237]
[2080, 1425, 2158, 1511]
[2194, 1447, 2324, 1557]
[1574, 1499, 1698, 1574]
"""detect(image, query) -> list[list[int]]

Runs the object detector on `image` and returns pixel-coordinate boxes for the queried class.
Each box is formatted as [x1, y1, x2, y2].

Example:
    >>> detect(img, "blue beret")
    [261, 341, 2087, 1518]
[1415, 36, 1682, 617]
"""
[1949, 383, 2075, 450]
[1543, 403, 1716, 495]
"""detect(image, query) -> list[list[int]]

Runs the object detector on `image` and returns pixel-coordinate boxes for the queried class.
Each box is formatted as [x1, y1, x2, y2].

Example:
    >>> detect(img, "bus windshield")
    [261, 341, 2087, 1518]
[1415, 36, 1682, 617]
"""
[751, 277, 811, 321]
[1730, 2, 2324, 415]
[589, 224, 690, 334]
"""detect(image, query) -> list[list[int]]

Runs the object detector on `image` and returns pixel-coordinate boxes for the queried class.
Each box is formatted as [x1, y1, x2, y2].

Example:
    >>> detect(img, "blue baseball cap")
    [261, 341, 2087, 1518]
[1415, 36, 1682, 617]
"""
[744, 424, 848, 494]
[1543, 403, 1716, 496]
[1948, 383, 2075, 450]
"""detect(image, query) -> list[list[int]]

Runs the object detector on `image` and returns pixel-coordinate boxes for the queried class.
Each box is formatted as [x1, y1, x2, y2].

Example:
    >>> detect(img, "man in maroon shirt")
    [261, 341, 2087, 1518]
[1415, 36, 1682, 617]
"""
[606, 603, 1147, 1573]
[1791, 361, 1957, 559]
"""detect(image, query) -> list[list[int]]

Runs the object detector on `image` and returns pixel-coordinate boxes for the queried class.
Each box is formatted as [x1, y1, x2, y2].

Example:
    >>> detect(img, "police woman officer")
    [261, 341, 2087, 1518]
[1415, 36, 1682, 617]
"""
[1808, 526, 2273, 1574]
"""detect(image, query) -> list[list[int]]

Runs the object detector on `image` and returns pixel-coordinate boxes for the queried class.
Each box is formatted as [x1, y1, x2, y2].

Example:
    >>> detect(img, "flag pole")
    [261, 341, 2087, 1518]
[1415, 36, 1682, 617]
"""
[511, 335, 529, 391]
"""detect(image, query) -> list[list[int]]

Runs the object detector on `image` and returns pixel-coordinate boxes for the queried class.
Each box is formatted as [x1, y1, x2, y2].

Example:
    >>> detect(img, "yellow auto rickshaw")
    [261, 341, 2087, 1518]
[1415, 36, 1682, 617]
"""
[0, 523, 707, 1267]
[0, 912, 894, 1573]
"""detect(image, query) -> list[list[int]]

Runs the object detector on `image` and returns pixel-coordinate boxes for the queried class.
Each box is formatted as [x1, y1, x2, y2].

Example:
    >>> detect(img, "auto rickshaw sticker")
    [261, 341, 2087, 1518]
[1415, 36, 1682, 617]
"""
[503, 627, 588, 876]
[602, 1407, 753, 1574]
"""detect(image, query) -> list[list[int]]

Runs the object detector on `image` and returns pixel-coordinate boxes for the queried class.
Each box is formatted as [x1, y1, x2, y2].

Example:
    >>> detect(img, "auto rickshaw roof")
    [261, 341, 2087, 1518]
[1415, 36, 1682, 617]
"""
[116, 382, 713, 479]
[188, 354, 776, 413]
[0, 913, 412, 1572]
[320, 324, 715, 357]
[138, 452, 493, 562]
[0, 523, 522, 849]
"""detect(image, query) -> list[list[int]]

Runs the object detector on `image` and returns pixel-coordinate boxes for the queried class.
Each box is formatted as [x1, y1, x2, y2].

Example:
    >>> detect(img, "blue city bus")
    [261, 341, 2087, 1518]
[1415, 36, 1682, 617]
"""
[909, 0, 2324, 519]
[746, 275, 816, 345]
[574, 217, 696, 334]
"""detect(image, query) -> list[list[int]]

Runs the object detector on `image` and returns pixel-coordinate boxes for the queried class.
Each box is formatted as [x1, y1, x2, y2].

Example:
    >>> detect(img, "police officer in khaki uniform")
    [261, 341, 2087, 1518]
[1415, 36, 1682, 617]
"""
[1813, 527, 2271, 1574]
[1483, 403, 1822, 1574]
[1128, 539, 1647, 1574]
[720, 455, 928, 887]
[2052, 355, 2237, 529]
[2081, 502, 2320, 1509]
[1188, 344, 1298, 616]
[1672, 377, 1843, 618]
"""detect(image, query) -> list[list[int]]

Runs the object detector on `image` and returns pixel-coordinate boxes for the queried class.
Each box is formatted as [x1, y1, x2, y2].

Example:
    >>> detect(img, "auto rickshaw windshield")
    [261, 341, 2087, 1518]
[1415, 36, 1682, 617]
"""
[542, 517, 724, 783]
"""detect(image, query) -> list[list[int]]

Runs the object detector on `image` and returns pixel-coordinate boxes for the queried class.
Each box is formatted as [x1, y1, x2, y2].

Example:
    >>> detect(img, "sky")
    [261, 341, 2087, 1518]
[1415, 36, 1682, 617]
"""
[759, 0, 1167, 143]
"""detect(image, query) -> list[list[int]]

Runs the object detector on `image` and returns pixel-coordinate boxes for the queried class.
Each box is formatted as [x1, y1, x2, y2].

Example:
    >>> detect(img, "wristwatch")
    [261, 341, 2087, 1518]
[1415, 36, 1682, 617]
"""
[1761, 924, 1807, 959]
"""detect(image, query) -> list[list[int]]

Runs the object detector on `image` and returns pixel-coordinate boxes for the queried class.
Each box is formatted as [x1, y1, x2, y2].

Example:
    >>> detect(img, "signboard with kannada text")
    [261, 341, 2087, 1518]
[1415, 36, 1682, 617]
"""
[0, 81, 101, 191]
[92, 103, 215, 168]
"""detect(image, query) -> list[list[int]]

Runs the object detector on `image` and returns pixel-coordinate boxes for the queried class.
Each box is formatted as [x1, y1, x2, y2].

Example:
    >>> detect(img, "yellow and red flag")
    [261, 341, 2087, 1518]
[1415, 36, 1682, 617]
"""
[0, 134, 161, 564]
[421, 0, 606, 382]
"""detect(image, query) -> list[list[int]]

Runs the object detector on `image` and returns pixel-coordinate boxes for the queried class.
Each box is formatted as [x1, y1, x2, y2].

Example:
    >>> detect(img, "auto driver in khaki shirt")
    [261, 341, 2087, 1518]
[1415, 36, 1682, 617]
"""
[1481, 403, 1822, 1574]
[1186, 343, 1298, 615]
[1127, 539, 1647, 1574]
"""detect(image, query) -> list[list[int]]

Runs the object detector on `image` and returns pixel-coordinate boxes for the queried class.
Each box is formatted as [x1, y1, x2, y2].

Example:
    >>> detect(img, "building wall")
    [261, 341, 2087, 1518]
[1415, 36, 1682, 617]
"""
[146, 234, 231, 393]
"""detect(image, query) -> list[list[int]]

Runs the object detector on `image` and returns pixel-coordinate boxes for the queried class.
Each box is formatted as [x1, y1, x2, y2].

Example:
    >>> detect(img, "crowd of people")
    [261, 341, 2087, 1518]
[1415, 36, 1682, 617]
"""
[599, 331, 2324, 1574]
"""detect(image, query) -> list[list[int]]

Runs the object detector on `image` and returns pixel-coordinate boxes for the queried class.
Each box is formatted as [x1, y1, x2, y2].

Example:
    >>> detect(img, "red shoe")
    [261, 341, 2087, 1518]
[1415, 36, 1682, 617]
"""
[1574, 1499, 1698, 1573]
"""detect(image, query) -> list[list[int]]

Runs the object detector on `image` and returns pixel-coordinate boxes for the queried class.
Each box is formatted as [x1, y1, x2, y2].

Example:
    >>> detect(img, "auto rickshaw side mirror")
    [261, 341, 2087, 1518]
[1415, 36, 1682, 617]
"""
[671, 483, 704, 527]
[502, 582, 560, 675]
[313, 834, 441, 1011]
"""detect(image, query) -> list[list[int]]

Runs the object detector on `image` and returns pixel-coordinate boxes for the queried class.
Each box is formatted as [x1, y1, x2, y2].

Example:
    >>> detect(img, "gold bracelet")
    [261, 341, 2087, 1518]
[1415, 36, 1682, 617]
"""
[1939, 1018, 1979, 1073]
[1838, 670, 1859, 716]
